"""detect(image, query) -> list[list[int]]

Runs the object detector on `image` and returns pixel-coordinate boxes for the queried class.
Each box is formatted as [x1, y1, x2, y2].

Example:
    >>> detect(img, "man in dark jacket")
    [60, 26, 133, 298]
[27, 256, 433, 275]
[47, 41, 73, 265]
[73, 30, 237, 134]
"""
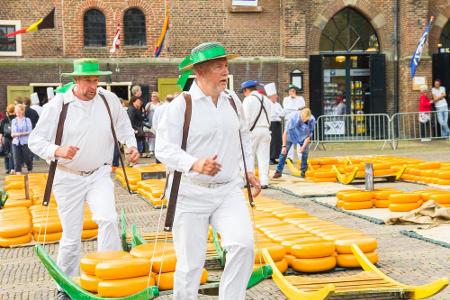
[24, 97, 39, 128]
[127, 96, 144, 154]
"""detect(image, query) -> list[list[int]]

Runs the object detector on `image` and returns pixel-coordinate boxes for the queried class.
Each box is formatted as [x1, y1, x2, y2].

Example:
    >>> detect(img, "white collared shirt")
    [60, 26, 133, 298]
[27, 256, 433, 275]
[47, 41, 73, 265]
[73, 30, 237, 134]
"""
[155, 81, 254, 184]
[152, 102, 168, 132]
[242, 91, 272, 130]
[29, 87, 136, 172]
[270, 101, 284, 122]
[283, 96, 305, 120]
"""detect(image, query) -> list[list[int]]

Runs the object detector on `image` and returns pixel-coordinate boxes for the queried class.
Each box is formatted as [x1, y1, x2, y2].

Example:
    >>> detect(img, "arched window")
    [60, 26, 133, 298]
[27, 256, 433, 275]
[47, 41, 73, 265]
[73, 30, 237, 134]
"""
[84, 9, 106, 47]
[320, 8, 380, 53]
[439, 20, 450, 50]
[124, 8, 146, 46]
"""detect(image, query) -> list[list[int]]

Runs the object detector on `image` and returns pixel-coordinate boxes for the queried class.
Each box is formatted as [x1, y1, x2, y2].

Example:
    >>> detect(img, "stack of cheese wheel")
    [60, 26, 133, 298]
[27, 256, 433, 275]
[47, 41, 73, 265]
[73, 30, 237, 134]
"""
[82, 205, 99, 240]
[414, 190, 450, 208]
[30, 205, 63, 242]
[311, 169, 337, 183]
[0, 207, 32, 247]
[435, 168, 450, 185]
[373, 188, 401, 208]
[136, 179, 167, 207]
[2, 189, 32, 208]
[336, 190, 373, 210]
[115, 167, 141, 191]
[130, 242, 208, 291]
[388, 192, 422, 212]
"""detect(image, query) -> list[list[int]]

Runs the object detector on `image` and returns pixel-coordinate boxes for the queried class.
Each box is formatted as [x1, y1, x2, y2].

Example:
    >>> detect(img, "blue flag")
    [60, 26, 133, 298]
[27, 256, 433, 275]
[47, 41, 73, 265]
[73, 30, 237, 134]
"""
[410, 17, 434, 78]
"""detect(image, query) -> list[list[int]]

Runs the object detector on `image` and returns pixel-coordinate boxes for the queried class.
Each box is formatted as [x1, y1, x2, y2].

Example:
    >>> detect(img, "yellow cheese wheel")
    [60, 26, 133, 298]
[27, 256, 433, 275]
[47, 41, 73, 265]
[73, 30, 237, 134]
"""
[435, 179, 450, 185]
[255, 244, 286, 263]
[312, 177, 337, 183]
[4, 199, 32, 208]
[374, 189, 399, 200]
[284, 237, 323, 253]
[81, 251, 131, 275]
[0, 233, 32, 247]
[0, 221, 31, 238]
[274, 211, 310, 219]
[341, 201, 373, 210]
[388, 193, 421, 203]
[389, 202, 421, 212]
[255, 258, 288, 273]
[130, 243, 175, 258]
[33, 231, 62, 243]
[82, 229, 98, 240]
[291, 256, 336, 273]
[97, 275, 156, 297]
[373, 169, 394, 177]
[83, 219, 98, 230]
[80, 273, 101, 292]
[429, 194, 450, 204]
[335, 237, 377, 254]
[436, 170, 450, 179]
[336, 252, 379, 268]
[284, 254, 296, 267]
[374, 200, 389, 208]
[314, 171, 336, 178]
[32, 221, 62, 234]
[96, 257, 152, 280]
[418, 162, 441, 169]
[290, 241, 335, 259]
[154, 269, 208, 291]
[150, 253, 177, 273]
[340, 192, 373, 202]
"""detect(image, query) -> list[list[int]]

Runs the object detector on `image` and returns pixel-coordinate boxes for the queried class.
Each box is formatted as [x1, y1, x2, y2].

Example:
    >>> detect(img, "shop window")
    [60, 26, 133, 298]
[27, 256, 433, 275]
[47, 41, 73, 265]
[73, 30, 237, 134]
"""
[290, 70, 303, 91]
[439, 20, 450, 52]
[319, 8, 380, 53]
[124, 8, 146, 46]
[0, 20, 22, 56]
[84, 9, 106, 47]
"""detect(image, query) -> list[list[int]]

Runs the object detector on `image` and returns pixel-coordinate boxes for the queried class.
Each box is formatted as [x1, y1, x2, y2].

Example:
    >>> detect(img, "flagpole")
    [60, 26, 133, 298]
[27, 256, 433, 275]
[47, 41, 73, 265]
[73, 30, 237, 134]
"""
[61, 0, 65, 57]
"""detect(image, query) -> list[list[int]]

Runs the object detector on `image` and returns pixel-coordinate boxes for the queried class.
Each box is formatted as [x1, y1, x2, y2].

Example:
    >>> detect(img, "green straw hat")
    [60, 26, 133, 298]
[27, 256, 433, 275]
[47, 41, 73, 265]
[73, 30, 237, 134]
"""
[177, 42, 239, 89]
[62, 58, 112, 77]
[285, 84, 301, 92]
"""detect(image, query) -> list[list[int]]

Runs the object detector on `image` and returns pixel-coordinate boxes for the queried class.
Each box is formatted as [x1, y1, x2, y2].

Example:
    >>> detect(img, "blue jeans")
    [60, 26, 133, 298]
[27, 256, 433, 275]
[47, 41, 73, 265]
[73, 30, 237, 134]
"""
[436, 106, 450, 137]
[276, 140, 309, 174]
[136, 137, 145, 154]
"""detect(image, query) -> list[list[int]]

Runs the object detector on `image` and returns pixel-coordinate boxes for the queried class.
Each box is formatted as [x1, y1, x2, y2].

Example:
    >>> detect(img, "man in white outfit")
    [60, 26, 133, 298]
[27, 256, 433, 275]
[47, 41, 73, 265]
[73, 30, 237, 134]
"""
[156, 42, 261, 300]
[30, 92, 43, 116]
[28, 58, 139, 300]
[282, 84, 305, 161]
[241, 80, 272, 188]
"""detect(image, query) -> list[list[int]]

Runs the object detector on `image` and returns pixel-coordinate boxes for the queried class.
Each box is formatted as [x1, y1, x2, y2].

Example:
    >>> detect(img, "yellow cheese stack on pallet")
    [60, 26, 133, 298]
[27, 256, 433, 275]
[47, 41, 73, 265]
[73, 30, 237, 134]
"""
[0, 207, 32, 247]
[136, 179, 167, 207]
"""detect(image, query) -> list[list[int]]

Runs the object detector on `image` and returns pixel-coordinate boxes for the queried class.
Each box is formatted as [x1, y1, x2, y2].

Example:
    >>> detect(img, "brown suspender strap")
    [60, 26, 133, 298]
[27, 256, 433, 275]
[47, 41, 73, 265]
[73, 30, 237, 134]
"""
[164, 93, 192, 232]
[226, 93, 255, 207]
[42, 102, 69, 206]
[98, 93, 133, 195]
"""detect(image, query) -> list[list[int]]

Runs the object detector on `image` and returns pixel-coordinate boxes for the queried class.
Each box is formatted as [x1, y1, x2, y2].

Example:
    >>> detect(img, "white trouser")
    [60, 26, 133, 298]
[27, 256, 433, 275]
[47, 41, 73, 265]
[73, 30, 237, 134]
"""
[251, 127, 271, 186]
[173, 179, 254, 300]
[52, 165, 121, 278]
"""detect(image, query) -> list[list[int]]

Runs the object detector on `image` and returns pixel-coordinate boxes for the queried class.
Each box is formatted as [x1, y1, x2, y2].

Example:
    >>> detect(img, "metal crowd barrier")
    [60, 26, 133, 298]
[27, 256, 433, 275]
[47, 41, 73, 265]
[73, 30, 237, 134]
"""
[390, 110, 450, 149]
[312, 113, 392, 150]
[311, 111, 450, 150]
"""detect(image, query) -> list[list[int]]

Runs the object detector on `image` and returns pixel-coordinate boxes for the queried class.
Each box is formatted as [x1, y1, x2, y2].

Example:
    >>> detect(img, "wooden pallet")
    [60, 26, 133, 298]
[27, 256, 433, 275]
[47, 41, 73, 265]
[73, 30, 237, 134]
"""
[263, 244, 448, 300]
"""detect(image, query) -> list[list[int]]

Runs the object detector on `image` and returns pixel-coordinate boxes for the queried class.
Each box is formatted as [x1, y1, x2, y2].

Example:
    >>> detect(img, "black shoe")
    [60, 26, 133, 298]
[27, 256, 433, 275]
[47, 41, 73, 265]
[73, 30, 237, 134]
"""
[56, 290, 71, 300]
[300, 171, 306, 178]
[261, 185, 268, 189]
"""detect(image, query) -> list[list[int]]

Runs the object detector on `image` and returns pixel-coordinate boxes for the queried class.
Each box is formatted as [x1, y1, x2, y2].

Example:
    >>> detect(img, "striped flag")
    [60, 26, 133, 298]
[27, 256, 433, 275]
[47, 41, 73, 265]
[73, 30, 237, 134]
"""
[110, 24, 121, 53]
[154, 6, 170, 57]
[410, 17, 434, 78]
[4, 7, 55, 37]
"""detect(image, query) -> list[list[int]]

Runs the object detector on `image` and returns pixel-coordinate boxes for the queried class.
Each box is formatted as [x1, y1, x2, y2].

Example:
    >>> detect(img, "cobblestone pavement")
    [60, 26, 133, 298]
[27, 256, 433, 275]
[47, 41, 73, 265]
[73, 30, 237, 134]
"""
[1, 144, 450, 299]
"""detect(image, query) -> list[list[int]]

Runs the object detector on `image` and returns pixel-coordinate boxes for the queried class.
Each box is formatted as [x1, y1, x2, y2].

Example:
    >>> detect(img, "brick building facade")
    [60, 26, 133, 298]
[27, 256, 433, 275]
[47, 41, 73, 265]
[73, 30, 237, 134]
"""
[1, 0, 450, 120]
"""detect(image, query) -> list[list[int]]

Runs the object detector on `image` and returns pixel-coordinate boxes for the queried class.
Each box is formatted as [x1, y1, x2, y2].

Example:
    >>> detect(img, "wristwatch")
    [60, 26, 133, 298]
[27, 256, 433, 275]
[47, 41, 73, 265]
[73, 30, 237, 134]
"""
[282, 145, 286, 148]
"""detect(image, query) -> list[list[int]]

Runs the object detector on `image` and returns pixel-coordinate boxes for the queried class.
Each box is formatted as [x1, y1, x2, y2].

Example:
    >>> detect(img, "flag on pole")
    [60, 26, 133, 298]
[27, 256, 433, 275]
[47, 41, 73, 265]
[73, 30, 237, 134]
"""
[4, 7, 55, 37]
[154, 4, 170, 57]
[410, 17, 434, 78]
[110, 24, 121, 53]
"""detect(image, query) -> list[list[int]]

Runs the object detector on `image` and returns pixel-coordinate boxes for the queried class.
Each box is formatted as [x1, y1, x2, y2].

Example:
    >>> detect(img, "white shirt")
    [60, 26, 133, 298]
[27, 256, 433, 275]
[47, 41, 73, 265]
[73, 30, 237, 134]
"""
[29, 87, 137, 172]
[432, 86, 447, 108]
[152, 102, 169, 133]
[283, 96, 305, 120]
[30, 104, 43, 116]
[270, 101, 284, 122]
[242, 91, 272, 130]
[155, 81, 254, 184]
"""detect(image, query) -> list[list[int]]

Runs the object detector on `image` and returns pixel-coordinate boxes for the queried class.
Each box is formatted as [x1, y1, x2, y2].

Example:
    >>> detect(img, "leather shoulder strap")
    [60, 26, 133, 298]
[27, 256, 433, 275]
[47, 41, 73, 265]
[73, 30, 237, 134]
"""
[99, 92, 134, 194]
[249, 94, 270, 131]
[43, 101, 69, 206]
[164, 93, 192, 231]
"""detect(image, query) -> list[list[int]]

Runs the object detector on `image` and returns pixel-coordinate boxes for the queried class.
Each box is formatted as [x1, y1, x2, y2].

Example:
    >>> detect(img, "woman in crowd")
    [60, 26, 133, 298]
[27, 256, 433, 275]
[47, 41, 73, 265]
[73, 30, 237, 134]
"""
[11, 104, 33, 174]
[127, 96, 145, 155]
[418, 85, 432, 139]
[0, 104, 16, 174]
[144, 91, 161, 157]
[431, 79, 450, 138]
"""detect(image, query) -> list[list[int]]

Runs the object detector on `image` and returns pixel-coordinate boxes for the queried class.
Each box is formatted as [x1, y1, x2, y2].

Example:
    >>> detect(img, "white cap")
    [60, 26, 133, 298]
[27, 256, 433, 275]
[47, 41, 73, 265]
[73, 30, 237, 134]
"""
[264, 82, 277, 96]
[30, 93, 40, 105]
[47, 87, 55, 100]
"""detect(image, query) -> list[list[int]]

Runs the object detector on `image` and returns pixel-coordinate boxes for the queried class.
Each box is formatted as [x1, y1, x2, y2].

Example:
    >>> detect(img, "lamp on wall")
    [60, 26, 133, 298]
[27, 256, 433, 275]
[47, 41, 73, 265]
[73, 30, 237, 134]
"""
[335, 56, 346, 63]
[290, 69, 303, 91]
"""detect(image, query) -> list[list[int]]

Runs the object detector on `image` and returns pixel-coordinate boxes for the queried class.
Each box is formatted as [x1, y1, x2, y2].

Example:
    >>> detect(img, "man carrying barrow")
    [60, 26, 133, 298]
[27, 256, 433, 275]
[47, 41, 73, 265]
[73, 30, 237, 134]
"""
[155, 42, 261, 300]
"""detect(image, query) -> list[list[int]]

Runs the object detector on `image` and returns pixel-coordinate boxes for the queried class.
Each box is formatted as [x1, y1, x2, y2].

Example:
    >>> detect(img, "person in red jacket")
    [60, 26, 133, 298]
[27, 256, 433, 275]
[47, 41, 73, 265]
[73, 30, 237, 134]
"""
[419, 85, 432, 139]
